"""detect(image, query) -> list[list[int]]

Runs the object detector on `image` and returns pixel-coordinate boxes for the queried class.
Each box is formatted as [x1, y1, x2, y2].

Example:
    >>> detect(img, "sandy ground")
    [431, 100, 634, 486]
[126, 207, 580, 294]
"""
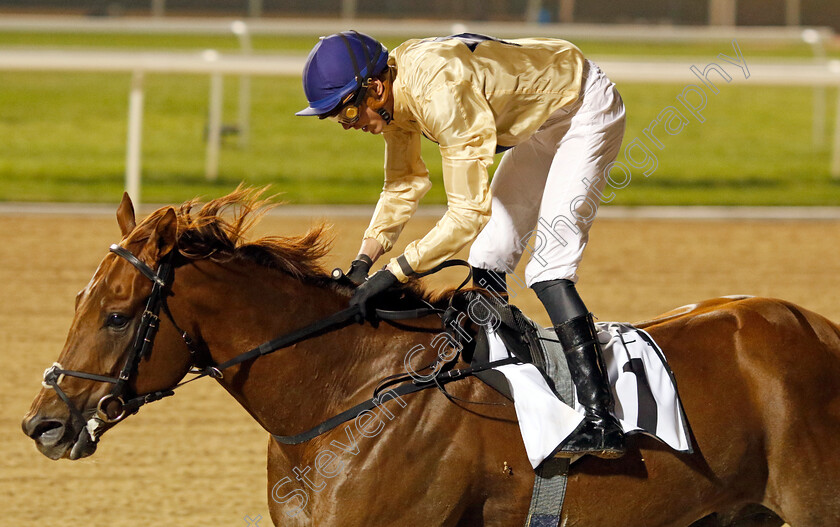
[2, 210, 839, 526]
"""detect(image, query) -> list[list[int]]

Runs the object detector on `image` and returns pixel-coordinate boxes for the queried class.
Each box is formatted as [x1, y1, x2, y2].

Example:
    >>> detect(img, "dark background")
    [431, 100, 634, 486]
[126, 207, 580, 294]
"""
[4, 0, 839, 31]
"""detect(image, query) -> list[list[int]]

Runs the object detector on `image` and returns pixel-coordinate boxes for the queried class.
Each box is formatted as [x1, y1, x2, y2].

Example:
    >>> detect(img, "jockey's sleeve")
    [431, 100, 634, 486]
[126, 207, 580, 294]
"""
[385, 80, 496, 283]
[363, 128, 430, 253]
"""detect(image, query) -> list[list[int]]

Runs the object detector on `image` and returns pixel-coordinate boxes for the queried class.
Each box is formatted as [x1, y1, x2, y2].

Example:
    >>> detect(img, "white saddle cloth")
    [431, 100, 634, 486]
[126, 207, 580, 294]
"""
[487, 322, 691, 468]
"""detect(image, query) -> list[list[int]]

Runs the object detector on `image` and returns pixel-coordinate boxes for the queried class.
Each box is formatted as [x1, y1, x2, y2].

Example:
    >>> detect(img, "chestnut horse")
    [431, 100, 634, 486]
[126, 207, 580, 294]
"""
[22, 189, 840, 526]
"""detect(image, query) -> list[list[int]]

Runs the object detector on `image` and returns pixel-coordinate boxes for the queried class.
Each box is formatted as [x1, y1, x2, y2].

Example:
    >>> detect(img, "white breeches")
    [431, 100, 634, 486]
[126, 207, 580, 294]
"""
[468, 60, 626, 287]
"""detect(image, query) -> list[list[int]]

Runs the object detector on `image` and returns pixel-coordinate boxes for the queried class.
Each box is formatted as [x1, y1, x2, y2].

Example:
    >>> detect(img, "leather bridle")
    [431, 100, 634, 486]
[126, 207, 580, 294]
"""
[40, 242, 514, 447]
[39, 243, 442, 442]
[41, 244, 202, 442]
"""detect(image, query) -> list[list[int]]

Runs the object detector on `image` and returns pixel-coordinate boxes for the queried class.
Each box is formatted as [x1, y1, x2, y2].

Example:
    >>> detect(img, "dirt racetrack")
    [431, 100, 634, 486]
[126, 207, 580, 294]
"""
[3, 209, 839, 526]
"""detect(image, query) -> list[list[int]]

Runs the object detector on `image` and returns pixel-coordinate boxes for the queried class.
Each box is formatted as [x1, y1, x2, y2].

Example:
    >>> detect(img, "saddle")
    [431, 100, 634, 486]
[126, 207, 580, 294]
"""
[452, 291, 576, 406]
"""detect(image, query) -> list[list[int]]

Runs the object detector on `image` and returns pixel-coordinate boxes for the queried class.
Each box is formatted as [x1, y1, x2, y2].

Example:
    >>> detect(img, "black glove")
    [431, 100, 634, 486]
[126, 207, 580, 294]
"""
[345, 255, 373, 286]
[349, 269, 399, 320]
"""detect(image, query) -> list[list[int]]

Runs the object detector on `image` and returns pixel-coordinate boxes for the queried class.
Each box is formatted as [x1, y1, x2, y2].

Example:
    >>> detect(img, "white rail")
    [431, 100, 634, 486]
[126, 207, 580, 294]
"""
[3, 48, 840, 83]
[0, 48, 302, 74]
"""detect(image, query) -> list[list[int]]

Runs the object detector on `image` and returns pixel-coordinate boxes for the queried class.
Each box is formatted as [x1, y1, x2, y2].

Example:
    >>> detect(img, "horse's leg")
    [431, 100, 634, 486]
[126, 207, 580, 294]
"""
[266, 439, 311, 527]
[264, 385, 523, 527]
[731, 506, 785, 527]
[762, 421, 840, 527]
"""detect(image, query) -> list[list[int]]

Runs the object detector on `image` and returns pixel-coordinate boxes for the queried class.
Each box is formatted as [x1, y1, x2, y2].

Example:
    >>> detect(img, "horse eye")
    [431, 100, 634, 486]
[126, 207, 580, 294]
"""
[105, 313, 130, 329]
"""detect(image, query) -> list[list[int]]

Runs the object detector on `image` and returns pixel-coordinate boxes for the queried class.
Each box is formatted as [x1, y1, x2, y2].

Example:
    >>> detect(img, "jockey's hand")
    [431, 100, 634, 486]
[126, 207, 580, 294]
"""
[349, 269, 399, 320]
[345, 255, 373, 286]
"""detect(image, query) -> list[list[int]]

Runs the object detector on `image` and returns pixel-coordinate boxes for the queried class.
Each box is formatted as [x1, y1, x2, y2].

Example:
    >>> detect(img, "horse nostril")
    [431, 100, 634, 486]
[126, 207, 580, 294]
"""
[25, 418, 66, 446]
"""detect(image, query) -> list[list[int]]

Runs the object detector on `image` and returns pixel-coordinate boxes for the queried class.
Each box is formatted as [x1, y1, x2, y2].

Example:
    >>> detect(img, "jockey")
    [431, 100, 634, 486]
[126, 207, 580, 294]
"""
[297, 31, 627, 459]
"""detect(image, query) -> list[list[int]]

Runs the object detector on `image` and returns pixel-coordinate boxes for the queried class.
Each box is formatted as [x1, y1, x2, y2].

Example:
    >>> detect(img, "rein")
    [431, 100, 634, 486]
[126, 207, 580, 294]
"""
[271, 354, 520, 444]
[42, 244, 518, 445]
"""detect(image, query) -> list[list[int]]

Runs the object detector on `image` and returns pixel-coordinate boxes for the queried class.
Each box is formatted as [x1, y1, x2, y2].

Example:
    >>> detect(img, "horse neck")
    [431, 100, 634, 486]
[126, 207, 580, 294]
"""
[169, 258, 432, 441]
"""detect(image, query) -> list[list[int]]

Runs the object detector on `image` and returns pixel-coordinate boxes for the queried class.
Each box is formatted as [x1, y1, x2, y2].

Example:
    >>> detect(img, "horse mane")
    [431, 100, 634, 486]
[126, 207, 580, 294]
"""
[169, 186, 332, 283]
[133, 186, 446, 306]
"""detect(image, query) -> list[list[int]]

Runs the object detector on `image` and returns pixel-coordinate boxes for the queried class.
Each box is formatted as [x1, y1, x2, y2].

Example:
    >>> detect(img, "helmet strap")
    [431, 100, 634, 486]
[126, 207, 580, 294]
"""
[377, 107, 393, 124]
[339, 31, 382, 104]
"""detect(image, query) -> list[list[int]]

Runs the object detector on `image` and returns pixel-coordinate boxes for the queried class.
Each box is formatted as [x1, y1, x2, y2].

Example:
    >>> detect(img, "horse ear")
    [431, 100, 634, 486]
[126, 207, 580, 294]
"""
[116, 192, 136, 237]
[145, 207, 178, 261]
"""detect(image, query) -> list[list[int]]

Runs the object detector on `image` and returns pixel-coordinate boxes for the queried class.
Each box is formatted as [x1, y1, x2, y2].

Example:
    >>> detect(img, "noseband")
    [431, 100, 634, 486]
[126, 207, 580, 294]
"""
[41, 244, 199, 441]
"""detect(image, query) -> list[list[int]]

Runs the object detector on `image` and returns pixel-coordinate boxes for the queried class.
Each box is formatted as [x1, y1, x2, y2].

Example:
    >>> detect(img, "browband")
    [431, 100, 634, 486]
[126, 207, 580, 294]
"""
[109, 244, 166, 286]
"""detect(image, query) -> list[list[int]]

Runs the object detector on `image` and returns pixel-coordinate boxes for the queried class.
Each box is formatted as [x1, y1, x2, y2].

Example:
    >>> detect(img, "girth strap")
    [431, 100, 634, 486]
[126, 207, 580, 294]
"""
[525, 457, 571, 527]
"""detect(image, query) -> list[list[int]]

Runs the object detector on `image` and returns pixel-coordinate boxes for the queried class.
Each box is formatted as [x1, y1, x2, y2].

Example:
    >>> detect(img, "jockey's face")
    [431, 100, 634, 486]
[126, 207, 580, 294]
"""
[338, 78, 391, 135]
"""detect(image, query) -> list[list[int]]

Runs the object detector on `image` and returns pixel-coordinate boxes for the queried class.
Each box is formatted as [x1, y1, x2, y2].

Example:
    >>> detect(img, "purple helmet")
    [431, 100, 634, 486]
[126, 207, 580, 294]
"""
[296, 31, 389, 117]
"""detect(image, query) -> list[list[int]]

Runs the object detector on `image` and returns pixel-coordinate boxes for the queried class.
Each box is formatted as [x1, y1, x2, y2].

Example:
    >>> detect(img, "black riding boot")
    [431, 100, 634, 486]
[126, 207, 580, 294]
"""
[553, 313, 625, 458]
[533, 279, 625, 459]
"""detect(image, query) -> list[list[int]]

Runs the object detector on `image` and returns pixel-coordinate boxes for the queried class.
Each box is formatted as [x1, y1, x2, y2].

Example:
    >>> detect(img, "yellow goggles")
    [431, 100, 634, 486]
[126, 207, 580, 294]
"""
[326, 103, 361, 124]
[321, 90, 364, 124]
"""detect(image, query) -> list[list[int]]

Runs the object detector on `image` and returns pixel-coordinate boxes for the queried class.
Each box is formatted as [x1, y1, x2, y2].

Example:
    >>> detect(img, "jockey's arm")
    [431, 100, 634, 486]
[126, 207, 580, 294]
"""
[384, 155, 492, 282]
[361, 128, 431, 265]
[382, 80, 497, 282]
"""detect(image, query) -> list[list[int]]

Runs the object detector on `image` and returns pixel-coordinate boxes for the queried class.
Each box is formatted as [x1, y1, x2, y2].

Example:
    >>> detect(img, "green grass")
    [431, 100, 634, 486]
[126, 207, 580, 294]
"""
[1, 33, 838, 205]
[613, 82, 840, 205]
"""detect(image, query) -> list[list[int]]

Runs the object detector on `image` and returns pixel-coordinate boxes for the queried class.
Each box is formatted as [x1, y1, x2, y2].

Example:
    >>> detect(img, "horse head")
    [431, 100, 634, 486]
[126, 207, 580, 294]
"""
[22, 193, 195, 460]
